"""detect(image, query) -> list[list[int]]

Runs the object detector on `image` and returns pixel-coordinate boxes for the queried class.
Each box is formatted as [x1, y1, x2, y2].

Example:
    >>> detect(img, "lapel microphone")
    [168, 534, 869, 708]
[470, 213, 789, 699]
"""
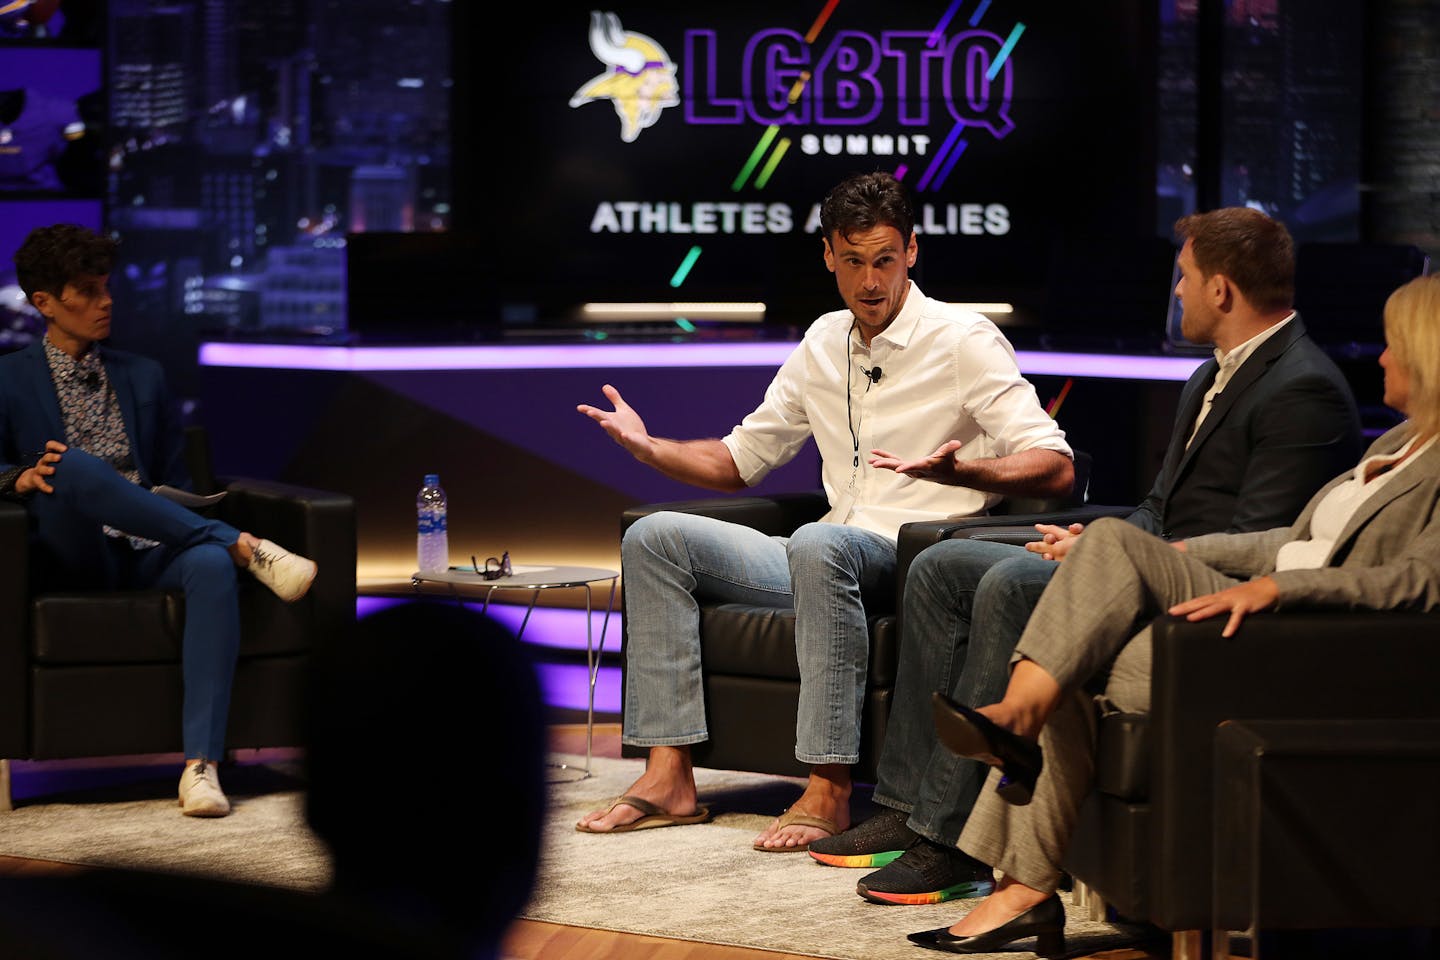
[860, 364, 883, 384]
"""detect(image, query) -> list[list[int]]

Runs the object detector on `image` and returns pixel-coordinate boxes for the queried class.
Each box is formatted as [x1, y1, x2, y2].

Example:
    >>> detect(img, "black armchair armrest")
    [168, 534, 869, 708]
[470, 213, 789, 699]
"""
[891, 505, 1131, 627]
[1146, 611, 1440, 929]
[620, 491, 830, 539]
[897, 504, 1132, 551]
[0, 501, 29, 757]
[219, 477, 357, 645]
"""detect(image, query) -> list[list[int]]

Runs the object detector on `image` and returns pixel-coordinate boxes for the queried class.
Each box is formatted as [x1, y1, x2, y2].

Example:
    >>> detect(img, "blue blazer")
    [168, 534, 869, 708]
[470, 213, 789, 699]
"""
[0, 339, 191, 490]
[1130, 314, 1363, 539]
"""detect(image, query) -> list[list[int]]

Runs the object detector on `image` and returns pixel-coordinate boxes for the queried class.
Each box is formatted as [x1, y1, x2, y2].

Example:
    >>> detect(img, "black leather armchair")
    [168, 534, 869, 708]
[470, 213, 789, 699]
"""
[1060, 611, 1440, 958]
[616, 452, 1108, 782]
[0, 428, 356, 810]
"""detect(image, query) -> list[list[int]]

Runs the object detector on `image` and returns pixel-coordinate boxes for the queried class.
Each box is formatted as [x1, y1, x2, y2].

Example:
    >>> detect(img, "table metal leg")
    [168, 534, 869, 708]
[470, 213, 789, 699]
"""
[587, 578, 617, 771]
[408, 570, 618, 785]
[546, 578, 617, 783]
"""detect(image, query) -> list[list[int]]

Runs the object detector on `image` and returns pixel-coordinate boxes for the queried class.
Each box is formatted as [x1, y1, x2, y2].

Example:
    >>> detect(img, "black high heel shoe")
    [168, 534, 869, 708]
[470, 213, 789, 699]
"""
[907, 892, 1065, 956]
[931, 692, 1042, 805]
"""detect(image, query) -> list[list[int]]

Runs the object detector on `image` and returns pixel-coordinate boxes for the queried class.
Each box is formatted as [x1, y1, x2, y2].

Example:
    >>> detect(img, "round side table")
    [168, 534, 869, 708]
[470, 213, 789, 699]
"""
[410, 564, 618, 782]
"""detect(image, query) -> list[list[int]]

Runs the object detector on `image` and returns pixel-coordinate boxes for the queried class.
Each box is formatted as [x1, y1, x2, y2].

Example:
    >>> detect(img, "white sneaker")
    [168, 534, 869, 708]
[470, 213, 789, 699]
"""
[179, 760, 231, 817]
[248, 538, 317, 602]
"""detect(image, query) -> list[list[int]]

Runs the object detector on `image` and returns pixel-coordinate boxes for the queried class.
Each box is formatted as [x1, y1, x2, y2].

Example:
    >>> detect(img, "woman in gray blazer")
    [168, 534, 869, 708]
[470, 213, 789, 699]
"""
[909, 272, 1440, 956]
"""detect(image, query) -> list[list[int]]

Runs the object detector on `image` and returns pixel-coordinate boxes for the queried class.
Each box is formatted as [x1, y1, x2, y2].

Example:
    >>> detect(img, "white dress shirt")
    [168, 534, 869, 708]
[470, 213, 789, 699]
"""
[1275, 433, 1438, 571]
[721, 281, 1072, 540]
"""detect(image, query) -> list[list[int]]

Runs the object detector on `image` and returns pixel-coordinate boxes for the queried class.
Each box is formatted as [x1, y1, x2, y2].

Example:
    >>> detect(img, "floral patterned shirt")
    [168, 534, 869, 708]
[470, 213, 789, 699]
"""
[43, 337, 157, 548]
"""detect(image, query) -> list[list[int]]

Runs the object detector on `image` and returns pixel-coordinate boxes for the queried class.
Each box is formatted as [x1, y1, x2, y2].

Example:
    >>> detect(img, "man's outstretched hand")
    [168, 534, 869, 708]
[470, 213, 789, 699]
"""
[869, 440, 965, 483]
[578, 384, 655, 463]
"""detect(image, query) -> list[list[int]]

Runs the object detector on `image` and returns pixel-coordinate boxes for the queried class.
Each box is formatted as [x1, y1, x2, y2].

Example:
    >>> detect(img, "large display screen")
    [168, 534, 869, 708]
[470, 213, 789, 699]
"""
[479, 1, 1158, 337]
[1, 5, 106, 353]
[0, 45, 104, 196]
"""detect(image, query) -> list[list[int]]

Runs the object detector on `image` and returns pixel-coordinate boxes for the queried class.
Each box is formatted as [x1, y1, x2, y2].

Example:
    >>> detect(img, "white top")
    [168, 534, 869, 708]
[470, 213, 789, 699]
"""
[1275, 433, 1438, 571]
[1186, 313, 1294, 449]
[721, 281, 1072, 540]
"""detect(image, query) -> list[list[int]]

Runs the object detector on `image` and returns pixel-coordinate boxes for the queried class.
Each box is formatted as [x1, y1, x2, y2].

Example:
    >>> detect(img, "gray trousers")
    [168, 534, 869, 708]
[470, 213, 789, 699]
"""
[958, 517, 1238, 892]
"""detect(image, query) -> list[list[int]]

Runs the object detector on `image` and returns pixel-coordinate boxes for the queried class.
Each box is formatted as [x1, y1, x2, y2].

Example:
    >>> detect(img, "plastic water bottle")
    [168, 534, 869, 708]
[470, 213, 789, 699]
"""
[416, 474, 449, 574]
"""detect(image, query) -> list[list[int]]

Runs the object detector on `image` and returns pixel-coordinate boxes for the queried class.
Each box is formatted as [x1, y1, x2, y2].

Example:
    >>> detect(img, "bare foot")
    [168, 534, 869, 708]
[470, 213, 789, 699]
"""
[947, 877, 1050, 936]
[975, 659, 1062, 739]
[575, 746, 698, 832]
[975, 702, 1022, 731]
[752, 764, 851, 850]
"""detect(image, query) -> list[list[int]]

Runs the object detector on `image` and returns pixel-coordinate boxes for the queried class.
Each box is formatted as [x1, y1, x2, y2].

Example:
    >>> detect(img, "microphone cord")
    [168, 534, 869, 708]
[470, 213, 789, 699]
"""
[846, 320, 877, 468]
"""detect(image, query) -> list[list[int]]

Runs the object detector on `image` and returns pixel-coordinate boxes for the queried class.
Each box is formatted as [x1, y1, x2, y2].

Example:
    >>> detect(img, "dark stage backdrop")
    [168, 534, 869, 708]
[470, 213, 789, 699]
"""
[463, 0, 1157, 338]
[0, 20, 106, 352]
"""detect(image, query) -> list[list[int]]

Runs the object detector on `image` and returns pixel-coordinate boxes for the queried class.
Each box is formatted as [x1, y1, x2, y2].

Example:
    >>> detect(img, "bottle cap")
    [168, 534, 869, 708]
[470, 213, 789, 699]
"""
[424, 474, 439, 486]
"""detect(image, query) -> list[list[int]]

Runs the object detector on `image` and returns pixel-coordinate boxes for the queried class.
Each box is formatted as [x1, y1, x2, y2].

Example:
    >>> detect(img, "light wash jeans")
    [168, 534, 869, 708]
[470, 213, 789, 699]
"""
[620, 511, 897, 765]
[873, 539, 1059, 845]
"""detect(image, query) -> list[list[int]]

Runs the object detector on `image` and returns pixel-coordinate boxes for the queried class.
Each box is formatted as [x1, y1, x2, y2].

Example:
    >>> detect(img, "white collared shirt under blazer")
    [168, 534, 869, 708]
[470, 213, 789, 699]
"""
[721, 281, 1072, 541]
[1184, 422, 1440, 611]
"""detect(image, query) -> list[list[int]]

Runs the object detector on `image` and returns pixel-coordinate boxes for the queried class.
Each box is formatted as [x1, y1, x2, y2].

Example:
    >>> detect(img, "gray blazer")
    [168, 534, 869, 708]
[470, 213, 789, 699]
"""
[1184, 422, 1440, 612]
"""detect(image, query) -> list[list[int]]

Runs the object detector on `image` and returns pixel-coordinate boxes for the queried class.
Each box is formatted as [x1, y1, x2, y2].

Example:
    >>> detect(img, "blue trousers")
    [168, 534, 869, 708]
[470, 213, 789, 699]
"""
[28, 449, 243, 760]
[873, 539, 1058, 846]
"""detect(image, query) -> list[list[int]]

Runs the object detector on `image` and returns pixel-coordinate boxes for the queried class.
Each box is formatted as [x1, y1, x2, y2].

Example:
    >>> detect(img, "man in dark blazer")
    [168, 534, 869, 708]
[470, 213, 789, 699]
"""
[0, 223, 318, 818]
[807, 207, 1363, 905]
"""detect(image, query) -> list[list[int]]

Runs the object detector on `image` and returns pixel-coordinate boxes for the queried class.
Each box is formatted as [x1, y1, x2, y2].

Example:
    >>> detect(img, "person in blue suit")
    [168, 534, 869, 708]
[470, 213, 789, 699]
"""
[0, 223, 318, 818]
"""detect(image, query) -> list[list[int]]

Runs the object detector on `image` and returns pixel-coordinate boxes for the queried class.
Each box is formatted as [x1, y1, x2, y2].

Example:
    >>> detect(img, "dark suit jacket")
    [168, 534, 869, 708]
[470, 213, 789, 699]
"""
[1130, 314, 1362, 539]
[0, 339, 191, 490]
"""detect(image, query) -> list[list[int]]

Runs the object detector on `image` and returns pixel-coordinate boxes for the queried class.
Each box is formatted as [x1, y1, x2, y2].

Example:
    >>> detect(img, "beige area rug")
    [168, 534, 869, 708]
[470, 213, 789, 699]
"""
[0, 754, 1155, 959]
[0, 761, 332, 890]
[528, 754, 1156, 960]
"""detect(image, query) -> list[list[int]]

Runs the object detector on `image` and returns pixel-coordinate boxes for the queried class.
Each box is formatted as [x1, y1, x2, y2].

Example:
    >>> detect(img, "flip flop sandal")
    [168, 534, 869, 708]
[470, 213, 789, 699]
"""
[575, 794, 711, 833]
[753, 807, 840, 852]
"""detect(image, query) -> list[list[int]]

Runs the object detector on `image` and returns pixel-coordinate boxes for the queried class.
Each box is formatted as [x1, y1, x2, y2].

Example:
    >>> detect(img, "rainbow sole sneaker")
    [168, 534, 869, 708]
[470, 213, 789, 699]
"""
[855, 840, 996, 905]
[807, 808, 918, 868]
[810, 848, 907, 868]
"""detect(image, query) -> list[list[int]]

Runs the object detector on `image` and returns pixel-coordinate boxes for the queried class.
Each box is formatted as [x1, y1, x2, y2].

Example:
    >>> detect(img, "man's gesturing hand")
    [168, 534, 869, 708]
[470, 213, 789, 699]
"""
[577, 384, 655, 463]
[868, 440, 964, 483]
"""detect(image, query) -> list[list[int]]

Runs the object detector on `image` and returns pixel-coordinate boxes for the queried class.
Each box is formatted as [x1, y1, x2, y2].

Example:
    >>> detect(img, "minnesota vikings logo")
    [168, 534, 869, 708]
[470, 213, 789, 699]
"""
[569, 10, 679, 143]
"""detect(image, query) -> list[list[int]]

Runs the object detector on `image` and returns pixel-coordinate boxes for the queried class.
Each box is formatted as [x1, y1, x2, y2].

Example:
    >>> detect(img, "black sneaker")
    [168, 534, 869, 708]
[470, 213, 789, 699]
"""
[807, 808, 918, 868]
[856, 838, 996, 905]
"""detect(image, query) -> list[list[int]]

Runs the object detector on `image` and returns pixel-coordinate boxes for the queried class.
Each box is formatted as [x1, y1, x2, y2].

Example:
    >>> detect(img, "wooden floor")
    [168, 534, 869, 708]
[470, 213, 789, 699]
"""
[0, 724, 1173, 960]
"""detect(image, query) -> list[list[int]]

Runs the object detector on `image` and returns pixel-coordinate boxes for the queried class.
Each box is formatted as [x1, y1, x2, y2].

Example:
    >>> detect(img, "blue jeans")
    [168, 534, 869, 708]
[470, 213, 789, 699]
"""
[620, 511, 897, 765]
[873, 539, 1059, 846]
[28, 449, 244, 760]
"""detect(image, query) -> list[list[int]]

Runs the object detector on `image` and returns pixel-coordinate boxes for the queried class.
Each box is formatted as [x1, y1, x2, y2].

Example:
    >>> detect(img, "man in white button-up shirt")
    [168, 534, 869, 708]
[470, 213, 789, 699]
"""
[809, 207, 1362, 909]
[575, 171, 1074, 849]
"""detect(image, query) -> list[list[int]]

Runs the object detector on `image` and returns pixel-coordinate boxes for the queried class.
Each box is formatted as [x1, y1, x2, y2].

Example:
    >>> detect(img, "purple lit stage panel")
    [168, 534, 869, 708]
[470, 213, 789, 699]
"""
[357, 596, 623, 714]
[198, 339, 1194, 584]
[199, 341, 1207, 382]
